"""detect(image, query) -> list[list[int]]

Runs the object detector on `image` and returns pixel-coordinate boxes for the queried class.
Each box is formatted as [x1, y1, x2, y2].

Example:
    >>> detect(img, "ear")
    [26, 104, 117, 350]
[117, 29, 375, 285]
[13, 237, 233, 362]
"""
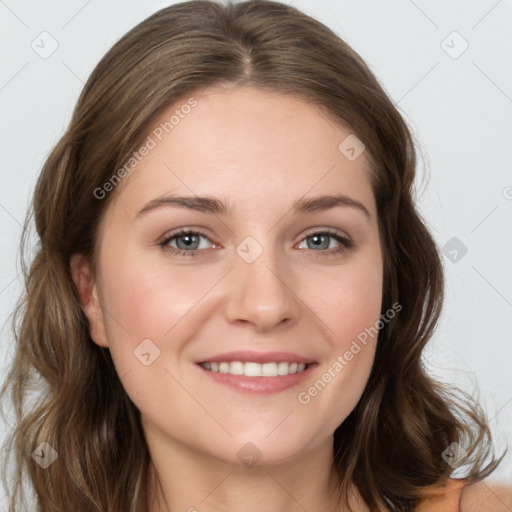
[69, 253, 109, 348]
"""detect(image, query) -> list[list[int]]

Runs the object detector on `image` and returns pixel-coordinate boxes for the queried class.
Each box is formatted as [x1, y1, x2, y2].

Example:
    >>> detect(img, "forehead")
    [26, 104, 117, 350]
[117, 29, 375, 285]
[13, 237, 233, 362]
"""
[105, 85, 376, 222]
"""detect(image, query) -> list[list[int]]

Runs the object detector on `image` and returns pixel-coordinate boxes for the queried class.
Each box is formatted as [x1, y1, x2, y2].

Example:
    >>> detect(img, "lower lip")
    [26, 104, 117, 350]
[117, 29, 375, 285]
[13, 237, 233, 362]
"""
[196, 363, 316, 393]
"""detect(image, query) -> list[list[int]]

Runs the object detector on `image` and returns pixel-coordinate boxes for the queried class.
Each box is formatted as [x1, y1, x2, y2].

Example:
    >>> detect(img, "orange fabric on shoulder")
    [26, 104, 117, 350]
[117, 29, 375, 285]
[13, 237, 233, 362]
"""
[415, 478, 466, 512]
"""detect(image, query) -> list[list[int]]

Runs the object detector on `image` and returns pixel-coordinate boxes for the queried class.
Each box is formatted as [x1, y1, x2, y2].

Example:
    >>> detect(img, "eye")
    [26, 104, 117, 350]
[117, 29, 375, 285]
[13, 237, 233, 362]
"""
[296, 229, 353, 257]
[158, 229, 214, 256]
[158, 228, 353, 257]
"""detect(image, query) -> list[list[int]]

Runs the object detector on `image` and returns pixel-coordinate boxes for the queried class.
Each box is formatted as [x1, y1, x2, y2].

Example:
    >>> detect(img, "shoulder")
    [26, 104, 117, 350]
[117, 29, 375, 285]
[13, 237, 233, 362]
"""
[415, 478, 512, 512]
[459, 479, 512, 512]
[415, 478, 465, 511]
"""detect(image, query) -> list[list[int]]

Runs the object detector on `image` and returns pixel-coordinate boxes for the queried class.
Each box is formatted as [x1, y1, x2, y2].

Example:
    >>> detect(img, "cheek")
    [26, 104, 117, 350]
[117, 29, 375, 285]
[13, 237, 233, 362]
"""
[308, 257, 383, 349]
[97, 256, 218, 417]
[101, 251, 214, 339]
[97, 249, 229, 400]
[295, 256, 382, 425]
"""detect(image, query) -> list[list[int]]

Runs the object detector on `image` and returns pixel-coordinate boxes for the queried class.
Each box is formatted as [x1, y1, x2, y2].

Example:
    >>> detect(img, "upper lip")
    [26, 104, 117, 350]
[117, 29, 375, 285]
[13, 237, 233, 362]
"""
[197, 351, 314, 364]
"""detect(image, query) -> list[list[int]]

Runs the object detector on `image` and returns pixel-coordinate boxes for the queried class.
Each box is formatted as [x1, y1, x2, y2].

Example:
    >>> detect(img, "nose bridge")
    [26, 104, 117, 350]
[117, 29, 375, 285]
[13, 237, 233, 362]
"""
[224, 234, 299, 330]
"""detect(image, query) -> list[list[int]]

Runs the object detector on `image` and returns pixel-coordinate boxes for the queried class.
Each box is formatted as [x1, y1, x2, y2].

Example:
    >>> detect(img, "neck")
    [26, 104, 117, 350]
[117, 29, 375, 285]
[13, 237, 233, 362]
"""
[145, 428, 367, 512]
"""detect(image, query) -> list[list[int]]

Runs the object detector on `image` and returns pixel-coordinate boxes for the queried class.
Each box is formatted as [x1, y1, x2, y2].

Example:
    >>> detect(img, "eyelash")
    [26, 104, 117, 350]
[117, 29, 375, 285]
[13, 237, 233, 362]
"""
[158, 228, 353, 258]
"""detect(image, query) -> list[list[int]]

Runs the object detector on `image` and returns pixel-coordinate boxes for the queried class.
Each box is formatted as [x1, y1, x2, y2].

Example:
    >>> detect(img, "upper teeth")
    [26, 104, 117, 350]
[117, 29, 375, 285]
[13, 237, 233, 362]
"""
[200, 361, 307, 377]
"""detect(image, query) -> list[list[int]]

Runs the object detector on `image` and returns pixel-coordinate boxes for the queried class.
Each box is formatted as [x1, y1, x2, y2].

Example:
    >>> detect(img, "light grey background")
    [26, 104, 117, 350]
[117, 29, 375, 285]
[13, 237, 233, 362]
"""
[1, 0, 511, 506]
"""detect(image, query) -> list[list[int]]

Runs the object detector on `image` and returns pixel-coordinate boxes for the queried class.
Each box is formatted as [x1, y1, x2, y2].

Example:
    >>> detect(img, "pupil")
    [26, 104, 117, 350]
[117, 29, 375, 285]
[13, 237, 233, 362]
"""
[178, 234, 198, 250]
[310, 234, 328, 249]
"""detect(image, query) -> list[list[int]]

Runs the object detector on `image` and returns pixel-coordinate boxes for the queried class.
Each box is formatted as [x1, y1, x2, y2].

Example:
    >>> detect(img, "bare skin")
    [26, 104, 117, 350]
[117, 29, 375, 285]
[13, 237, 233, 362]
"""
[70, 85, 383, 511]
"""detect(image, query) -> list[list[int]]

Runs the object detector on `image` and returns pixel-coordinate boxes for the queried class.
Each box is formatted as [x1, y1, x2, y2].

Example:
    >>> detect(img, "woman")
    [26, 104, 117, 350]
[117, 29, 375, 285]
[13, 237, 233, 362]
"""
[1, 1, 507, 510]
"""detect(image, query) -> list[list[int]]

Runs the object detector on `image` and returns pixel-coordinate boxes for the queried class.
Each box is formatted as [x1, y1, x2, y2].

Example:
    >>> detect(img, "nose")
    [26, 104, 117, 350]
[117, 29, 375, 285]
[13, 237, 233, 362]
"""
[224, 241, 300, 332]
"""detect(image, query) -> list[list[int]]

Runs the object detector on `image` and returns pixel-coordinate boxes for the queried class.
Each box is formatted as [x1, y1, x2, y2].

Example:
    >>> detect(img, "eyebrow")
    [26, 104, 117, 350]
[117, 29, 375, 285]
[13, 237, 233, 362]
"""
[135, 193, 371, 220]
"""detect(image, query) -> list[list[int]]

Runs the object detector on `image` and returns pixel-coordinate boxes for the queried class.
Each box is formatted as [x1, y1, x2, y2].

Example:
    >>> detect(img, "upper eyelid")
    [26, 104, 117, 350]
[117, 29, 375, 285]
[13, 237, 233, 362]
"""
[300, 227, 351, 240]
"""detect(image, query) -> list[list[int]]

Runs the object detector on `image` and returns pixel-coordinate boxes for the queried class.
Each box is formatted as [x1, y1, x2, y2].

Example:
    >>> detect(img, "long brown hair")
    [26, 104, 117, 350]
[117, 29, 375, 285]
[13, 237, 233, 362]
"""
[1, 1, 503, 510]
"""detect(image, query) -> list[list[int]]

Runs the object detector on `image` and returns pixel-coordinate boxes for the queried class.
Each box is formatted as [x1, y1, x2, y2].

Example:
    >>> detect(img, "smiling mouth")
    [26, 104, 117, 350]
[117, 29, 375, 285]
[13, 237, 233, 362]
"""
[199, 361, 310, 377]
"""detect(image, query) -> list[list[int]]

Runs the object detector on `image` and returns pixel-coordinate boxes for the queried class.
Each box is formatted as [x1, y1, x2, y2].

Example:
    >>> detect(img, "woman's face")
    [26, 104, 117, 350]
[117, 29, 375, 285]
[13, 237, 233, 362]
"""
[71, 85, 383, 466]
